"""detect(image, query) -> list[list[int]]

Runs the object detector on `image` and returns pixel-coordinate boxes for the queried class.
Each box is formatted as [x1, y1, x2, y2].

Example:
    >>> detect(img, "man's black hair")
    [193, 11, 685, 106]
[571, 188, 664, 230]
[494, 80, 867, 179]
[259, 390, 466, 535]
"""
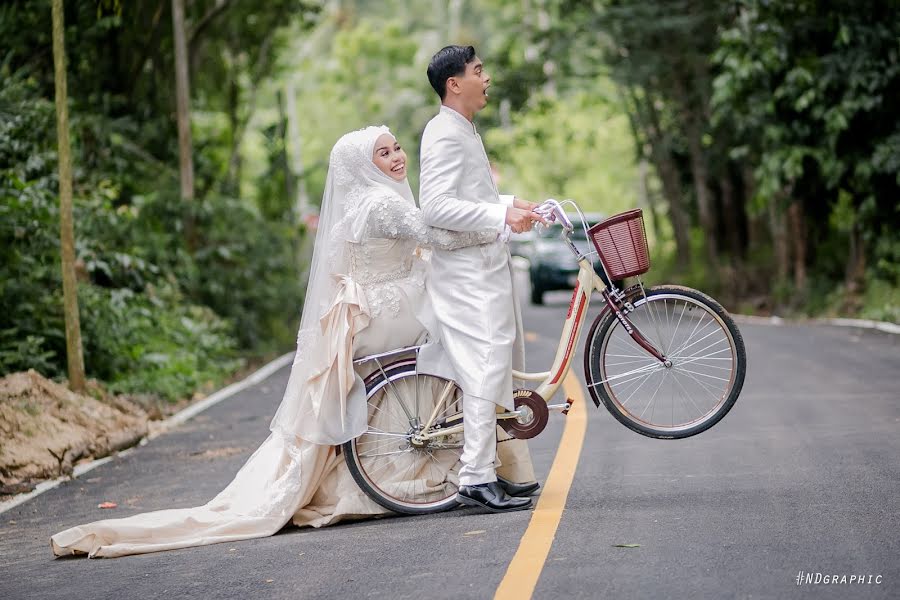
[427, 45, 477, 100]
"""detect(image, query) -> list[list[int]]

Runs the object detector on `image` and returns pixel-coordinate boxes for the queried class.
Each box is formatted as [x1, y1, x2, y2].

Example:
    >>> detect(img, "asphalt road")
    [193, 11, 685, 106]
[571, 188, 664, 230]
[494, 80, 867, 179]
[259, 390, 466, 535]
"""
[1, 276, 898, 600]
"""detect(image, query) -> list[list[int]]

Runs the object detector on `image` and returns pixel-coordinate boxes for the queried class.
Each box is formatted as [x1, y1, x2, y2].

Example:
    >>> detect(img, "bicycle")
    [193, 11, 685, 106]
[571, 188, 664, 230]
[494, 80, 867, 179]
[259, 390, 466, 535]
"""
[341, 200, 747, 515]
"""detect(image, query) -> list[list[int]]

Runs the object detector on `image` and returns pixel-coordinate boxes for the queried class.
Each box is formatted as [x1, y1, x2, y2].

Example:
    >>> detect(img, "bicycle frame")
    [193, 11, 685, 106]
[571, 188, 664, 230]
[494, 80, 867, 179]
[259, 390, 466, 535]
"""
[512, 256, 608, 403]
[411, 262, 666, 443]
[356, 206, 669, 444]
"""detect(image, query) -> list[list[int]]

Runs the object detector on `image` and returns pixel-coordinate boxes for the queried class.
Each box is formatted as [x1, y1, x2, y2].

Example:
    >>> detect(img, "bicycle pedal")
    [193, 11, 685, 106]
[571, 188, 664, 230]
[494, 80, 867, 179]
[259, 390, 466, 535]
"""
[561, 397, 574, 415]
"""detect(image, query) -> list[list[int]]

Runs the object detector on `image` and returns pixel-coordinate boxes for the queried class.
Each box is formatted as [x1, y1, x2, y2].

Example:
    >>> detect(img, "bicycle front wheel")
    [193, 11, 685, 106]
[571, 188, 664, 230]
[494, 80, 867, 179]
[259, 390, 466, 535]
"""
[584, 285, 746, 439]
[342, 359, 464, 515]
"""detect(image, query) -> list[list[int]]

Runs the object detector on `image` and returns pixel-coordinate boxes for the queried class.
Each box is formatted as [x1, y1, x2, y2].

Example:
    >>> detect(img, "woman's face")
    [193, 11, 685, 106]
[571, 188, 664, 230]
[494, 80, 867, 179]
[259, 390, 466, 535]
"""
[372, 134, 407, 181]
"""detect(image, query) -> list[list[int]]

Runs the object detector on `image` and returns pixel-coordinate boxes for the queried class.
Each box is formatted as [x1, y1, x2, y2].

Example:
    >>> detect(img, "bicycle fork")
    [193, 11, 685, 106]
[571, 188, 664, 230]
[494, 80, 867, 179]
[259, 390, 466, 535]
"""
[600, 288, 670, 367]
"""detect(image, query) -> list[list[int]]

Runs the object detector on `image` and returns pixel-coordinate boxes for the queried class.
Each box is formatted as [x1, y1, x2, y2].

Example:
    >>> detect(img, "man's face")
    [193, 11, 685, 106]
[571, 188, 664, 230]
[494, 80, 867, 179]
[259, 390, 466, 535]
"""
[449, 56, 491, 113]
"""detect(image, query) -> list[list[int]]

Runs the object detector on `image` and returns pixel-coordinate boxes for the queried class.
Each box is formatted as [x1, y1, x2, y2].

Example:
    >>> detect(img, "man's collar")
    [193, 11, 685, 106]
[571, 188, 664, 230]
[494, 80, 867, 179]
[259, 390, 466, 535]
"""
[440, 105, 476, 133]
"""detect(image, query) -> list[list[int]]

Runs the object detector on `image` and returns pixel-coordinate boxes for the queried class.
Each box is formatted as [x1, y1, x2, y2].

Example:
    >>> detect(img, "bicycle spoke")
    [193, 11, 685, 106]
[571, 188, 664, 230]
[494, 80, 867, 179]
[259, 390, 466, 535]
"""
[358, 448, 414, 458]
[359, 430, 410, 438]
[673, 365, 731, 383]
[666, 301, 688, 356]
[669, 324, 724, 360]
[605, 357, 660, 367]
[667, 311, 708, 358]
[591, 361, 666, 387]
[669, 369, 711, 418]
[673, 355, 734, 372]
[670, 347, 732, 361]
[368, 388, 412, 429]
[351, 370, 465, 510]
[619, 364, 659, 407]
[672, 337, 729, 361]
[382, 375, 416, 425]
[638, 370, 668, 420]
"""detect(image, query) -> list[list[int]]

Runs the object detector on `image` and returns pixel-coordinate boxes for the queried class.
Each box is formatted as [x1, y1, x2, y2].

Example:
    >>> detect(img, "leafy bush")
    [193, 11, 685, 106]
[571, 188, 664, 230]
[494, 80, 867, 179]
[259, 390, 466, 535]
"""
[1, 74, 301, 400]
[79, 284, 242, 400]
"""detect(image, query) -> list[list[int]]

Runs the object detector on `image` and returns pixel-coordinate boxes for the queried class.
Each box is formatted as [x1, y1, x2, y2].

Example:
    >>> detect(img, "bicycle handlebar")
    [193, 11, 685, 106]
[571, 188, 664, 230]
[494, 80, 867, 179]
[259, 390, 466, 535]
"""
[533, 198, 602, 264]
[533, 199, 573, 232]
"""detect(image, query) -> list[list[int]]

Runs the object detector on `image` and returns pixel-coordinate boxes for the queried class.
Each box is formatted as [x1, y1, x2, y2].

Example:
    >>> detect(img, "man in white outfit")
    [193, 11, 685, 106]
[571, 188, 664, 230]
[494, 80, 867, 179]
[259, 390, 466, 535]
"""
[418, 45, 544, 513]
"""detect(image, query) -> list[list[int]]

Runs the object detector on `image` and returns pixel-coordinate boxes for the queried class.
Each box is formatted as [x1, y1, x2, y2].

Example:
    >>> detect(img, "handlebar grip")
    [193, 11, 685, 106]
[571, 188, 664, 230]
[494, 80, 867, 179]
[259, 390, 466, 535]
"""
[554, 206, 573, 231]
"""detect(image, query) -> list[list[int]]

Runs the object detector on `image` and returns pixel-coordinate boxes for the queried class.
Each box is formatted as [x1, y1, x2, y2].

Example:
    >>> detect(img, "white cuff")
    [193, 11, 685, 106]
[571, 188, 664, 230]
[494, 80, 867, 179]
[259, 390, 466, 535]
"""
[499, 194, 516, 207]
[488, 202, 507, 232]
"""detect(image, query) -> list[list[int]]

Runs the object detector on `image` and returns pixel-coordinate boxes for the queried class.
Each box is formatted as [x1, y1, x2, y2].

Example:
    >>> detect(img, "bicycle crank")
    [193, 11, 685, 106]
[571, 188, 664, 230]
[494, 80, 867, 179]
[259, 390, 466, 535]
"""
[499, 389, 550, 439]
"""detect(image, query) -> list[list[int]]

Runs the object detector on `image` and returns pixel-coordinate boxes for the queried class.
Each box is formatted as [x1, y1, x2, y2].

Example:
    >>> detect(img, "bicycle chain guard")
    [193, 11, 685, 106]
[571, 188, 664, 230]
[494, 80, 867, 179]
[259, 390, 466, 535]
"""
[499, 389, 550, 440]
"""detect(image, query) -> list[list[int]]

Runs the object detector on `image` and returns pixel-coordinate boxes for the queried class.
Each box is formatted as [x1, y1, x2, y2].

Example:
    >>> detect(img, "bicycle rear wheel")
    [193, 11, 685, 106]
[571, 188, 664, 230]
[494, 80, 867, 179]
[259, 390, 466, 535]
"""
[584, 285, 746, 439]
[342, 359, 464, 515]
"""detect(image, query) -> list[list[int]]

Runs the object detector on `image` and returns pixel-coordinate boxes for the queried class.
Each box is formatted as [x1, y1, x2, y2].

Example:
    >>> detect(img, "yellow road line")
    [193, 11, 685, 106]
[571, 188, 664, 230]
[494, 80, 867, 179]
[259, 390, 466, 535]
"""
[494, 373, 588, 600]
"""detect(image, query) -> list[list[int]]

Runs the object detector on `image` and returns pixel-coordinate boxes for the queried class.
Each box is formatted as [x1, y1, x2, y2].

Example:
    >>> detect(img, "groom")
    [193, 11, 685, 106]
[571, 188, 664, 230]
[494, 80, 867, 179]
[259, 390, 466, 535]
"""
[418, 45, 544, 513]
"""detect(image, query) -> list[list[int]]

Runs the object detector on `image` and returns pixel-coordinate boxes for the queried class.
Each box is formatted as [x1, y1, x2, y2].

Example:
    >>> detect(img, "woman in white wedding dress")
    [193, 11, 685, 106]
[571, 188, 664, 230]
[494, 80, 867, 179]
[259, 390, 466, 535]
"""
[50, 126, 535, 559]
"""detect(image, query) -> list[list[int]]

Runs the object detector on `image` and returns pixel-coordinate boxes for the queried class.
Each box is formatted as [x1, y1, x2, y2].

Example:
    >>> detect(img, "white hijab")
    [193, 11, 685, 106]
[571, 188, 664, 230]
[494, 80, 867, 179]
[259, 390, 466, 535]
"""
[269, 126, 415, 445]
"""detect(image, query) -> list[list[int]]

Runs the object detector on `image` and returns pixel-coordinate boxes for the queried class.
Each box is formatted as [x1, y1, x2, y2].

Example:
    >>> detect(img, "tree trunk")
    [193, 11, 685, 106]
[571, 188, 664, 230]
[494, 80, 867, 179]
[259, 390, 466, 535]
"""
[638, 159, 663, 244]
[742, 166, 766, 252]
[51, 0, 86, 392]
[655, 153, 691, 268]
[171, 0, 194, 201]
[127, 2, 166, 102]
[224, 33, 274, 196]
[285, 81, 310, 222]
[225, 68, 241, 196]
[630, 88, 691, 267]
[787, 200, 807, 291]
[845, 222, 866, 295]
[686, 128, 718, 270]
[275, 89, 295, 212]
[768, 199, 789, 285]
[720, 173, 743, 259]
[719, 172, 744, 297]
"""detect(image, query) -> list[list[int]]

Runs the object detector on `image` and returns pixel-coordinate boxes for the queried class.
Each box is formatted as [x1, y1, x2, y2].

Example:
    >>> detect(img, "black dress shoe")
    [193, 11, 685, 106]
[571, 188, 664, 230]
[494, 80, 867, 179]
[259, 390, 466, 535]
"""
[497, 475, 540, 497]
[457, 482, 532, 513]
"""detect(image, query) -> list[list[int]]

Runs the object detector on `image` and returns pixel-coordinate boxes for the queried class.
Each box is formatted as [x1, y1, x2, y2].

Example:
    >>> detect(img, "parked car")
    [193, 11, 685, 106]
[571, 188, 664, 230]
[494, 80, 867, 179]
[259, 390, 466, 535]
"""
[525, 213, 619, 304]
[508, 229, 537, 259]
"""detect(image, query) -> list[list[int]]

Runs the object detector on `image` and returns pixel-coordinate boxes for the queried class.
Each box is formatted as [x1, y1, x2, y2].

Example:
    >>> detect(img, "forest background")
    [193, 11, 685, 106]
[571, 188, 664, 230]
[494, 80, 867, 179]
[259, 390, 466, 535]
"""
[2, 0, 898, 403]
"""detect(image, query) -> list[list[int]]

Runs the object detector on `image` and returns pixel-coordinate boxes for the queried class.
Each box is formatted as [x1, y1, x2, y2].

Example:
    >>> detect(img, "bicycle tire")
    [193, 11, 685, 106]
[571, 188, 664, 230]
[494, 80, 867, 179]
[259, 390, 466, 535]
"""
[342, 359, 464, 515]
[583, 285, 747, 439]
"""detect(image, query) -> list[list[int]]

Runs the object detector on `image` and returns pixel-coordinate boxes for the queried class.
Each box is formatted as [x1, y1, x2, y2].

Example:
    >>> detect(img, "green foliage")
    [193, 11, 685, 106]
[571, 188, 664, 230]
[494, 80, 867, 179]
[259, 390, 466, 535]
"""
[279, 16, 435, 199]
[859, 278, 900, 323]
[711, 0, 899, 311]
[78, 284, 241, 400]
[188, 193, 302, 352]
[712, 0, 900, 202]
[486, 91, 640, 216]
[0, 69, 300, 399]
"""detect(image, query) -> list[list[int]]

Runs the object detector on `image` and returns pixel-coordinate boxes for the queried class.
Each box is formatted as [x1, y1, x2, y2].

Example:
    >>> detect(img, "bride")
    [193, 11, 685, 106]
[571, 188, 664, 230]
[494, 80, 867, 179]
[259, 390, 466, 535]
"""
[50, 125, 536, 559]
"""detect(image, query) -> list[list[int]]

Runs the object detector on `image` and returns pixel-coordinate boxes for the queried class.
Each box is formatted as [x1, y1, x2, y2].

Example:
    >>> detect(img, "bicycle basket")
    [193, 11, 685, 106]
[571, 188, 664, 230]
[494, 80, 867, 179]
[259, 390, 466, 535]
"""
[588, 208, 650, 279]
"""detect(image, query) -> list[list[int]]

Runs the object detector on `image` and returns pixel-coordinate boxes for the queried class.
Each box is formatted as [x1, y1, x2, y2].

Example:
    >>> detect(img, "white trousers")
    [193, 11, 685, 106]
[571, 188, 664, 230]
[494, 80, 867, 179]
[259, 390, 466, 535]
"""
[458, 393, 499, 486]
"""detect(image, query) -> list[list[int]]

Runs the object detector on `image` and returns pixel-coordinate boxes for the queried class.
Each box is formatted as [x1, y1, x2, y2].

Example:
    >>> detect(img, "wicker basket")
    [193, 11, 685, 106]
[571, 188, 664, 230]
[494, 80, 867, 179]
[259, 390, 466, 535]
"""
[588, 208, 651, 279]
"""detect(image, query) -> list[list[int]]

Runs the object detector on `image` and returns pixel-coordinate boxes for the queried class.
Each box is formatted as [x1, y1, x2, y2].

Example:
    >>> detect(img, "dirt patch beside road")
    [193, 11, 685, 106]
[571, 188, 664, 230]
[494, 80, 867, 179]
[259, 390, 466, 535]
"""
[0, 370, 149, 496]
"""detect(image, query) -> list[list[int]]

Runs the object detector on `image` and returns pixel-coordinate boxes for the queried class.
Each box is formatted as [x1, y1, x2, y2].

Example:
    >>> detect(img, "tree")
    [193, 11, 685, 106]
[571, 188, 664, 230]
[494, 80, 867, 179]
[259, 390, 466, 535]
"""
[171, 0, 195, 201]
[712, 0, 900, 301]
[51, 0, 86, 391]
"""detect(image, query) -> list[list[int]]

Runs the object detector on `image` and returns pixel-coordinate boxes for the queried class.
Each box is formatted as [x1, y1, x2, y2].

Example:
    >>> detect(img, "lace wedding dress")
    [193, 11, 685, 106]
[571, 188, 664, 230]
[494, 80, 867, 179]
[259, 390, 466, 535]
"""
[50, 126, 535, 559]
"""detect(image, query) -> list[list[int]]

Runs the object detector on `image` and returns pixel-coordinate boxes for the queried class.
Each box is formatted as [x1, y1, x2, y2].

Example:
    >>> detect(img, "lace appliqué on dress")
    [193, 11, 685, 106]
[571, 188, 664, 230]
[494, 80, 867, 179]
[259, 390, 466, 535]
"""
[366, 192, 497, 250]
[344, 191, 497, 317]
